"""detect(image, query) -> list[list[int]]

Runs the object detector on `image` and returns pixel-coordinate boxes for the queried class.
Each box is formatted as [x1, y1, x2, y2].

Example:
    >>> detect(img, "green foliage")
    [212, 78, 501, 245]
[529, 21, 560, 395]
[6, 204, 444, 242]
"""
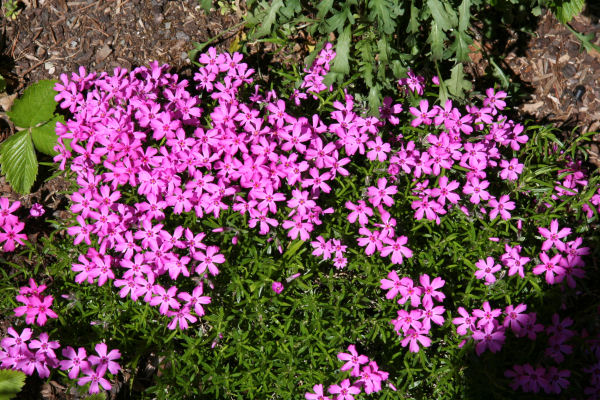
[235, 0, 590, 113]
[0, 370, 26, 400]
[0, 79, 62, 194]
[550, 0, 585, 24]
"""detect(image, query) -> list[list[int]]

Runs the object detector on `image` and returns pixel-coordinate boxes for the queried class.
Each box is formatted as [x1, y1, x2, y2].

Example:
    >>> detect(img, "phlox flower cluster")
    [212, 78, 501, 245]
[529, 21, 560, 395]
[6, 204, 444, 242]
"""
[0, 280, 121, 394]
[0, 328, 121, 394]
[532, 219, 589, 287]
[0, 198, 28, 252]
[310, 236, 349, 269]
[451, 301, 577, 358]
[393, 91, 527, 226]
[305, 344, 391, 400]
[51, 44, 363, 329]
[13, 278, 58, 326]
[381, 272, 446, 352]
[502, 313, 577, 395]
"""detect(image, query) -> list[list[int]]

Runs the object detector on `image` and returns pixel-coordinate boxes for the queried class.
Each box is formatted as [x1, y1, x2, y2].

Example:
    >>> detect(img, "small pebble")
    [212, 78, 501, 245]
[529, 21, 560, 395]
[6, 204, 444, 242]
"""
[165, 22, 171, 29]
[176, 31, 189, 41]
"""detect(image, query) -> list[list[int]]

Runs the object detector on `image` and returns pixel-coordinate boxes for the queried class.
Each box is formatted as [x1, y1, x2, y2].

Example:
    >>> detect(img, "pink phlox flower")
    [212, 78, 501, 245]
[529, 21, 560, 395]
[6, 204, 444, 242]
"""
[472, 301, 501, 329]
[378, 97, 402, 126]
[28, 332, 60, 363]
[375, 209, 396, 239]
[337, 344, 369, 377]
[544, 367, 570, 394]
[483, 88, 507, 113]
[198, 47, 225, 74]
[499, 158, 524, 181]
[357, 227, 382, 256]
[420, 298, 445, 330]
[501, 244, 530, 278]
[0, 221, 28, 252]
[282, 215, 313, 241]
[474, 257, 501, 285]
[462, 177, 490, 204]
[367, 178, 397, 208]
[400, 322, 431, 353]
[452, 307, 475, 336]
[379, 271, 403, 299]
[287, 189, 316, 216]
[1, 327, 32, 353]
[302, 167, 332, 194]
[391, 309, 423, 334]
[366, 136, 391, 162]
[78, 365, 112, 394]
[505, 122, 529, 151]
[411, 195, 445, 224]
[328, 378, 361, 400]
[305, 383, 331, 400]
[271, 281, 284, 294]
[60, 346, 89, 379]
[419, 274, 446, 303]
[29, 295, 58, 326]
[88, 343, 121, 375]
[398, 69, 425, 95]
[194, 245, 225, 276]
[311, 236, 332, 260]
[29, 203, 45, 217]
[355, 364, 384, 394]
[381, 235, 413, 265]
[538, 219, 571, 252]
[178, 284, 211, 317]
[546, 314, 575, 343]
[503, 304, 528, 336]
[248, 207, 279, 235]
[521, 312, 544, 340]
[280, 119, 312, 153]
[397, 277, 421, 307]
[149, 285, 181, 315]
[430, 176, 460, 205]
[472, 321, 505, 355]
[488, 194, 515, 220]
[533, 251, 564, 284]
[167, 306, 198, 330]
[345, 200, 373, 226]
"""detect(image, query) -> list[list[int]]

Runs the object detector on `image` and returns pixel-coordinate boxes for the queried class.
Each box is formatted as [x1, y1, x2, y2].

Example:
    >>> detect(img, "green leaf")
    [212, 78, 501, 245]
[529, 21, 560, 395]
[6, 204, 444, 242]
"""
[407, 0, 419, 34]
[444, 63, 471, 98]
[428, 21, 446, 61]
[0, 369, 26, 400]
[452, 30, 473, 62]
[0, 130, 38, 194]
[198, 0, 212, 13]
[316, 0, 333, 19]
[323, 24, 351, 85]
[369, 0, 397, 35]
[552, 0, 584, 24]
[326, 4, 351, 32]
[255, 0, 283, 38]
[427, 0, 454, 31]
[458, 0, 471, 31]
[83, 393, 106, 400]
[6, 80, 58, 128]
[489, 57, 511, 88]
[31, 115, 64, 156]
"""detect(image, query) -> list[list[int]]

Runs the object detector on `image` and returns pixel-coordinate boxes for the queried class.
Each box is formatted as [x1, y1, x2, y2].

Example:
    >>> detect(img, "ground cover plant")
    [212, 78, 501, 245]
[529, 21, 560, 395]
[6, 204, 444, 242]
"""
[203, 0, 594, 114]
[0, 41, 599, 400]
